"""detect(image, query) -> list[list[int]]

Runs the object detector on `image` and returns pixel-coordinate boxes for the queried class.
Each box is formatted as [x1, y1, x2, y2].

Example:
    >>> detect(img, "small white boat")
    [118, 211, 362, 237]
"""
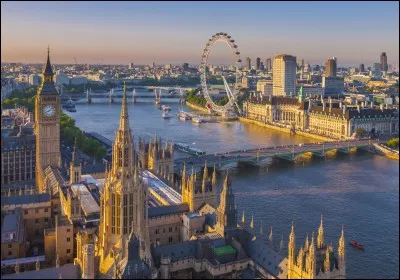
[162, 112, 171, 119]
[192, 117, 202, 124]
[161, 105, 171, 111]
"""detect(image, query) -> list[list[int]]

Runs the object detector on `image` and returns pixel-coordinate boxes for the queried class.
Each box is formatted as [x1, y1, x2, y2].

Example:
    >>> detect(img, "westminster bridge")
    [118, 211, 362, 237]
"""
[174, 139, 382, 173]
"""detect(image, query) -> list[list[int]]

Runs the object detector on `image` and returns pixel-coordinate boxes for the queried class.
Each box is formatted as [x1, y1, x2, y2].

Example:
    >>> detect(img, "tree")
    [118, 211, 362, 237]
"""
[355, 128, 367, 138]
[386, 138, 399, 149]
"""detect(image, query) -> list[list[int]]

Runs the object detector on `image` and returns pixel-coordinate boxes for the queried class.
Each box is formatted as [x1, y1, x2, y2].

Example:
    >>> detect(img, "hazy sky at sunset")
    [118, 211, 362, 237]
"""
[1, 1, 399, 67]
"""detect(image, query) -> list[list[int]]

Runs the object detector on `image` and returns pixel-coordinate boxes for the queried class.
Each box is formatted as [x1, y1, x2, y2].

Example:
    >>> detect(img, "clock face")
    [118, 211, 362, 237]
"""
[43, 105, 56, 117]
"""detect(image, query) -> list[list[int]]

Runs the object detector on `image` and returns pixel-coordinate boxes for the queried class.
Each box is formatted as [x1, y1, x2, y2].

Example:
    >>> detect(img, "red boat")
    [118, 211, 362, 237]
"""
[350, 240, 365, 251]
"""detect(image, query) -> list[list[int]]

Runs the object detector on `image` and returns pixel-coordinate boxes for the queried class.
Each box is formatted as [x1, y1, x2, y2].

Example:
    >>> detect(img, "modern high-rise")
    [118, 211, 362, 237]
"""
[359, 63, 365, 73]
[246, 57, 251, 70]
[380, 52, 388, 72]
[272, 54, 297, 96]
[324, 58, 337, 77]
[266, 58, 272, 72]
[373, 63, 381, 72]
[128, 62, 134, 69]
[256, 57, 261, 70]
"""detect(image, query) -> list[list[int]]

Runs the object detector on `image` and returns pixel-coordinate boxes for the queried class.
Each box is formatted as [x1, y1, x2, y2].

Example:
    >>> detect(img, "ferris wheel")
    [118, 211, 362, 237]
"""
[199, 32, 242, 115]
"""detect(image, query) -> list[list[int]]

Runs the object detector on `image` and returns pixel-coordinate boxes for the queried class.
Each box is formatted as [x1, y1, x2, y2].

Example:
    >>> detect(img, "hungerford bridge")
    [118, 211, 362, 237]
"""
[59, 86, 195, 103]
[174, 139, 382, 173]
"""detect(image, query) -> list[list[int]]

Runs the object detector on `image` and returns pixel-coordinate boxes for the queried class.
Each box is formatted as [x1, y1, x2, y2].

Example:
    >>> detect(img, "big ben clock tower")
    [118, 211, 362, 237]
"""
[35, 48, 61, 192]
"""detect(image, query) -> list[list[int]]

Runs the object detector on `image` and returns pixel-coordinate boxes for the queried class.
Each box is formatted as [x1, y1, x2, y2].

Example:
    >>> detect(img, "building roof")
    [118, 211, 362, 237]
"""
[148, 204, 189, 218]
[71, 183, 100, 216]
[2, 193, 51, 206]
[1, 263, 80, 279]
[213, 245, 236, 256]
[82, 162, 106, 174]
[1, 208, 25, 243]
[1, 133, 35, 151]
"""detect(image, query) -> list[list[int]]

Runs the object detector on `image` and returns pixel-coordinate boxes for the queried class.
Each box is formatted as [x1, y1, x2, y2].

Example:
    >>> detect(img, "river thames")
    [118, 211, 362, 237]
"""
[66, 98, 399, 279]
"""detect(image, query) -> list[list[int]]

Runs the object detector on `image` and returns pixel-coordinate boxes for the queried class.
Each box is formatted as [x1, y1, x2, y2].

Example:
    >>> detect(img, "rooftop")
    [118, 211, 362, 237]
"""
[2, 193, 50, 206]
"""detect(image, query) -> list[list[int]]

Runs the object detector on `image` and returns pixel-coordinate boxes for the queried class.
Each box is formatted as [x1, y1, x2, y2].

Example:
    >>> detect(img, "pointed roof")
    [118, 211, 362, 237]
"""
[71, 138, 81, 166]
[43, 46, 54, 76]
[119, 81, 130, 132]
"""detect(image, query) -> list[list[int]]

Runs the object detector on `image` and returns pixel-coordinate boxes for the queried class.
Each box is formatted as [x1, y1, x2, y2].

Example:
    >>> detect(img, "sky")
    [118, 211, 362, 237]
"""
[1, 1, 399, 67]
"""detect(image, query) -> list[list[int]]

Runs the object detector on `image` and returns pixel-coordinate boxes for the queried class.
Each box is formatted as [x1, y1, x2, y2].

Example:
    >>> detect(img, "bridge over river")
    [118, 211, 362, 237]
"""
[174, 139, 381, 173]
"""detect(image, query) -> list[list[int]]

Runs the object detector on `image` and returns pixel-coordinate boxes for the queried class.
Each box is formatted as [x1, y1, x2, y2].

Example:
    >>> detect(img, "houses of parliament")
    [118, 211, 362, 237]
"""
[1, 51, 346, 279]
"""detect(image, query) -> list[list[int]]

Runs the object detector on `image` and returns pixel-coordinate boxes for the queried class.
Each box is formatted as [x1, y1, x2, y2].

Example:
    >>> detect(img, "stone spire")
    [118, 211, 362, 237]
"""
[241, 210, 245, 225]
[211, 164, 217, 190]
[71, 137, 80, 167]
[307, 232, 316, 278]
[181, 162, 187, 190]
[201, 160, 208, 193]
[119, 81, 130, 132]
[288, 222, 296, 266]
[317, 215, 324, 248]
[269, 226, 273, 245]
[111, 81, 134, 175]
[324, 246, 331, 272]
[338, 225, 345, 263]
[250, 215, 254, 229]
[305, 233, 309, 250]
[215, 171, 237, 237]
[297, 246, 304, 270]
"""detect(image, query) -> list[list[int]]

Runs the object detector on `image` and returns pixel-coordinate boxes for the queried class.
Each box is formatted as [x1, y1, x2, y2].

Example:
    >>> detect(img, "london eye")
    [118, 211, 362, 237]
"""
[199, 32, 242, 115]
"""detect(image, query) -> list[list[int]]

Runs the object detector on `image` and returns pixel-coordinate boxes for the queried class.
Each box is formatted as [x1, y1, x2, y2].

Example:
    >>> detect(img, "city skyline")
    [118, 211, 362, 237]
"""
[1, 1, 399, 67]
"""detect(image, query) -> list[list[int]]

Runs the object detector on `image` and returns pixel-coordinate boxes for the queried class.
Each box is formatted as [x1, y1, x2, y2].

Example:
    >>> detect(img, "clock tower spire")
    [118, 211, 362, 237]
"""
[35, 47, 61, 192]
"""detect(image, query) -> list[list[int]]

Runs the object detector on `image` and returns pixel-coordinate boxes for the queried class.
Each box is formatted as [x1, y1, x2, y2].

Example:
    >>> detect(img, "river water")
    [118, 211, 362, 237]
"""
[66, 96, 399, 279]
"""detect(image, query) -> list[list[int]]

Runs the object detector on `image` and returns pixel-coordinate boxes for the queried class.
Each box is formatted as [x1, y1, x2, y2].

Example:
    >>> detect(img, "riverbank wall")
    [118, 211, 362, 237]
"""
[185, 101, 209, 113]
[238, 117, 334, 142]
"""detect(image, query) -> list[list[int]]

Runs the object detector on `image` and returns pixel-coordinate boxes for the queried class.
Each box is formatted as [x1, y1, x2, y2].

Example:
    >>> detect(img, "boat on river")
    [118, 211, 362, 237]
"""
[162, 112, 171, 119]
[350, 240, 365, 251]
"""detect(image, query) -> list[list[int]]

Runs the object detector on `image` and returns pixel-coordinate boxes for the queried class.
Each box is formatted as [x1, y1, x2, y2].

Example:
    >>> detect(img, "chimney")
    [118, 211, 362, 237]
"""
[329, 98, 332, 112]
[385, 104, 388, 109]
[380, 104, 384, 112]
[339, 100, 343, 108]
[308, 99, 312, 111]
[357, 105, 360, 113]
[322, 102, 326, 111]
[343, 104, 346, 115]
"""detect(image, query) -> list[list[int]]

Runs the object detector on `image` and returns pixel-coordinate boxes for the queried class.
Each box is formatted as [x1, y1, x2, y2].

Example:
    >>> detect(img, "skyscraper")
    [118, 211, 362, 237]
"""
[246, 57, 251, 70]
[359, 63, 365, 73]
[272, 54, 297, 96]
[380, 52, 388, 72]
[324, 58, 337, 77]
[266, 58, 272, 72]
[256, 57, 261, 70]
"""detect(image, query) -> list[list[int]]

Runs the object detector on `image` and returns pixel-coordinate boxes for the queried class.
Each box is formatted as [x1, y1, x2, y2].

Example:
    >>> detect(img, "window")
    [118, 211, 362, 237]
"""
[67, 249, 71, 254]
[44, 218, 49, 223]
[35, 208, 39, 214]
[8, 244, 12, 249]
[169, 236, 173, 243]
[156, 229, 159, 234]
[67, 237, 71, 242]
[35, 219, 39, 224]
[45, 208, 48, 212]
[169, 227, 172, 233]
[163, 228, 165, 233]
[67, 228, 71, 233]
[8, 251, 12, 256]
[24, 209, 28, 215]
